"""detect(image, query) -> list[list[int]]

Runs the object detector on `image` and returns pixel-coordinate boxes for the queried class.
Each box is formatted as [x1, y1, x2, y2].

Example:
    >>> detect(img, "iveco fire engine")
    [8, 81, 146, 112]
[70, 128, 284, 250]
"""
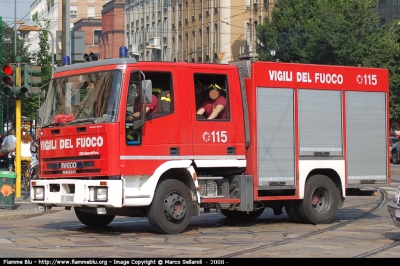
[31, 48, 390, 234]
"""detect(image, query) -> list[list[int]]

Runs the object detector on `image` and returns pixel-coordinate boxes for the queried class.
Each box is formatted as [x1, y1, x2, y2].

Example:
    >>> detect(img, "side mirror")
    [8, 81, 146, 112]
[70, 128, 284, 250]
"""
[142, 80, 153, 104]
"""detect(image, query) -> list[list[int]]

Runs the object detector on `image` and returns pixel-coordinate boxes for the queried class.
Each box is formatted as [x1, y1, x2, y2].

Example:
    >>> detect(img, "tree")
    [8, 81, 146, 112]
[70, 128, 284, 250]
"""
[1, 22, 30, 65]
[257, 0, 400, 122]
[22, 19, 53, 125]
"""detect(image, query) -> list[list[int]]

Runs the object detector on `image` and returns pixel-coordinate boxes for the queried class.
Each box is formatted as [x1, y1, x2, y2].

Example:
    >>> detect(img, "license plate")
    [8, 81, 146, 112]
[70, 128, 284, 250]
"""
[395, 209, 400, 218]
[61, 195, 74, 203]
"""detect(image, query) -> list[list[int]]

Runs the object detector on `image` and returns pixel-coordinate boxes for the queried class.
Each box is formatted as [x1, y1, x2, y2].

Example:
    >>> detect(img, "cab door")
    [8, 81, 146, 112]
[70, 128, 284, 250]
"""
[188, 68, 246, 165]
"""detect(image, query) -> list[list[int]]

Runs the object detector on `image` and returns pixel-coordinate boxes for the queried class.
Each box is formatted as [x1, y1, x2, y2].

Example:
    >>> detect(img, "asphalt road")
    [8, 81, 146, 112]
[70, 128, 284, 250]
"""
[0, 166, 399, 258]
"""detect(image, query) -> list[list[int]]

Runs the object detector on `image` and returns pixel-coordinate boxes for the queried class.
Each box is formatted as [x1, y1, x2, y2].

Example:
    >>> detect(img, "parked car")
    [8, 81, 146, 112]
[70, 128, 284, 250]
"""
[388, 187, 400, 228]
[391, 137, 400, 163]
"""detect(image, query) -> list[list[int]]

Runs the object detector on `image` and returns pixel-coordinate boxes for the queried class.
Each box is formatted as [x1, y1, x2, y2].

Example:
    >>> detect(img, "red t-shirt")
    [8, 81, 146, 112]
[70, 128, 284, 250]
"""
[200, 96, 227, 119]
[134, 94, 159, 116]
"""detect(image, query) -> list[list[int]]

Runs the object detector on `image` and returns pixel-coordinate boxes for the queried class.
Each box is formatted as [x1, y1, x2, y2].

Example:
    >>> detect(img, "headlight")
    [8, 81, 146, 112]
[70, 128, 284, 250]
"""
[393, 187, 400, 204]
[88, 186, 108, 202]
[33, 187, 44, 200]
[96, 188, 108, 201]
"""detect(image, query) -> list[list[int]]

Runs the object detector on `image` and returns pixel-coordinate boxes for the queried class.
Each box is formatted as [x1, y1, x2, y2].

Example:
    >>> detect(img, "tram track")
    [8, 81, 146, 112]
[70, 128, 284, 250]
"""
[0, 188, 397, 258]
[219, 188, 390, 258]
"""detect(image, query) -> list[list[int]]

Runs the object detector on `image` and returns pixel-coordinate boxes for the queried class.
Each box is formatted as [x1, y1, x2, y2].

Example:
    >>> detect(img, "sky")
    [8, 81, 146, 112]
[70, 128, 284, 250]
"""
[0, 0, 33, 27]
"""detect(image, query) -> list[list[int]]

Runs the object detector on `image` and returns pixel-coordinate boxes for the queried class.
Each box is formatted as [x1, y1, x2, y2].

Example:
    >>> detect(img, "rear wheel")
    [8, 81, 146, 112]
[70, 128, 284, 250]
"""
[74, 207, 115, 227]
[220, 208, 265, 219]
[295, 175, 340, 224]
[147, 179, 193, 234]
[284, 201, 302, 223]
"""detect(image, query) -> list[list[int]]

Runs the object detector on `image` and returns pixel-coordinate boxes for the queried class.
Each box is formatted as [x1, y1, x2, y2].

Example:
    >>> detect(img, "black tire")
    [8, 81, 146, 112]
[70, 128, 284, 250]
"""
[21, 164, 31, 192]
[295, 175, 340, 224]
[393, 150, 399, 164]
[220, 208, 265, 219]
[74, 207, 115, 227]
[147, 179, 193, 234]
[284, 201, 302, 223]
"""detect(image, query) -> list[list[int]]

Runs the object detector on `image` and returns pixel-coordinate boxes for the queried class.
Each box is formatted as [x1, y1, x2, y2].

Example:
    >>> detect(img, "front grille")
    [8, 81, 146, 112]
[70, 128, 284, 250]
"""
[43, 169, 101, 175]
[41, 156, 104, 176]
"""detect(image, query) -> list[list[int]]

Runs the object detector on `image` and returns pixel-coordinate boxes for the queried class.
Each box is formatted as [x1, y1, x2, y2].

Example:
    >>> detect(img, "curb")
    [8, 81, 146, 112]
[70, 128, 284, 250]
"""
[0, 208, 64, 220]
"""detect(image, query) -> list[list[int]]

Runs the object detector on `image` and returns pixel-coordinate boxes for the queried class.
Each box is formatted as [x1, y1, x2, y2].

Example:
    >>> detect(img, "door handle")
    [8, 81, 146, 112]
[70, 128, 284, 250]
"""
[227, 147, 236, 155]
[170, 147, 179, 156]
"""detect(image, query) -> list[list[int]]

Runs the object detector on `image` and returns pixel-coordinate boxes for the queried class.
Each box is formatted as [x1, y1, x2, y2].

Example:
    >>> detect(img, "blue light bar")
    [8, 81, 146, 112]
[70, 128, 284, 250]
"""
[62, 56, 71, 66]
[119, 46, 128, 58]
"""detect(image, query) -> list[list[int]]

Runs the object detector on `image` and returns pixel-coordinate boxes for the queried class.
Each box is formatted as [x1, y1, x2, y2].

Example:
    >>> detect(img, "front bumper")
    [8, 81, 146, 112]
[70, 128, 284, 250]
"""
[387, 201, 400, 228]
[30, 179, 124, 208]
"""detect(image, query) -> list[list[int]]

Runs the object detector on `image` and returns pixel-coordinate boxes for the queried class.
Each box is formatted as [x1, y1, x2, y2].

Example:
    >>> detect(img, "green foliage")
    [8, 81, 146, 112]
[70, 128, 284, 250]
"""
[1, 22, 30, 65]
[257, 0, 400, 122]
[23, 19, 53, 123]
[46, 0, 54, 11]
[32, 12, 38, 22]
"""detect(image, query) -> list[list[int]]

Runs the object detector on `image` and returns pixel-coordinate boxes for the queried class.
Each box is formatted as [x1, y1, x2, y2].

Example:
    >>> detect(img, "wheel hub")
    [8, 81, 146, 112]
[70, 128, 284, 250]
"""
[164, 192, 186, 220]
[311, 187, 330, 214]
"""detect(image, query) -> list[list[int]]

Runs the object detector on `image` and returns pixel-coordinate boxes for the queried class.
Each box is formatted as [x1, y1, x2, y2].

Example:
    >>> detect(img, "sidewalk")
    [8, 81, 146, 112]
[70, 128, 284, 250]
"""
[0, 168, 63, 220]
[0, 190, 63, 220]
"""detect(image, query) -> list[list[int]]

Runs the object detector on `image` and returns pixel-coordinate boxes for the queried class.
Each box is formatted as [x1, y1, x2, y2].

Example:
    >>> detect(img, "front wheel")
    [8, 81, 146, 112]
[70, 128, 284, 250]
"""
[295, 174, 340, 224]
[30, 165, 38, 180]
[147, 179, 193, 234]
[21, 164, 31, 192]
[74, 207, 115, 227]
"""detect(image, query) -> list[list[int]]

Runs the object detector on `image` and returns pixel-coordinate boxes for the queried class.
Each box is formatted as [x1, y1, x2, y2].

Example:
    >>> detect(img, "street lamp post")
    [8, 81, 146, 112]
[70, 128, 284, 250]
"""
[14, 20, 25, 57]
[18, 25, 55, 75]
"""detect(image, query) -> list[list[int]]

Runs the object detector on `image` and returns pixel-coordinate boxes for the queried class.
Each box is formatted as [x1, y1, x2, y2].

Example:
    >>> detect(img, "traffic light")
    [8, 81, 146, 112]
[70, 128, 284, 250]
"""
[21, 64, 42, 97]
[1, 64, 15, 97]
[13, 86, 29, 99]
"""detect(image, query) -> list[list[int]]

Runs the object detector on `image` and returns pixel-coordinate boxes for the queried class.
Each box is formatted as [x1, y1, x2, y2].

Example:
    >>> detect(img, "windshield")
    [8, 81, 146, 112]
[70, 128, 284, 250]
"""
[41, 70, 122, 127]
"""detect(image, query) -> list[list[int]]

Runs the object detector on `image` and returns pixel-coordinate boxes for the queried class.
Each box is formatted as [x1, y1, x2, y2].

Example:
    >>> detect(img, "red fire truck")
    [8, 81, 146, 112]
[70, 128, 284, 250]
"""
[31, 51, 390, 234]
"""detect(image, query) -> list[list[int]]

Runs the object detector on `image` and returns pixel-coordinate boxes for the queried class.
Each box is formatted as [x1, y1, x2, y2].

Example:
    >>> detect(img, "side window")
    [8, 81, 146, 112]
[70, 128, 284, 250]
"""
[125, 71, 173, 146]
[194, 73, 229, 120]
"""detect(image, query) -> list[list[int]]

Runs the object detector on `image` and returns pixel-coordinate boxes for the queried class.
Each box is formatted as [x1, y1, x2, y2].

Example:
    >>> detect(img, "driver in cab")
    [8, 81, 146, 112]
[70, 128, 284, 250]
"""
[127, 81, 158, 121]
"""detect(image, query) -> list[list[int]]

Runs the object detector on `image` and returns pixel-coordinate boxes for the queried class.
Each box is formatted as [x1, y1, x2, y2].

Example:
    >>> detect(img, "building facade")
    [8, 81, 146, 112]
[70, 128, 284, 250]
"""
[375, 0, 400, 27]
[124, 0, 172, 61]
[124, 0, 274, 63]
[99, 0, 125, 59]
[28, 0, 107, 58]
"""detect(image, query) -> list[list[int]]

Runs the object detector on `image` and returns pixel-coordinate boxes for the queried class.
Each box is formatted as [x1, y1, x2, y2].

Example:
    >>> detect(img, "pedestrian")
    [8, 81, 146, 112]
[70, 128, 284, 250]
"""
[10, 128, 34, 166]
[2, 129, 16, 171]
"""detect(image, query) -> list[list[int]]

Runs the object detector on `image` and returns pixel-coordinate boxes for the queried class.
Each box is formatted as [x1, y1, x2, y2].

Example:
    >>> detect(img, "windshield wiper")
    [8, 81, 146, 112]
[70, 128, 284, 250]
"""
[65, 118, 96, 125]
[41, 122, 65, 129]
